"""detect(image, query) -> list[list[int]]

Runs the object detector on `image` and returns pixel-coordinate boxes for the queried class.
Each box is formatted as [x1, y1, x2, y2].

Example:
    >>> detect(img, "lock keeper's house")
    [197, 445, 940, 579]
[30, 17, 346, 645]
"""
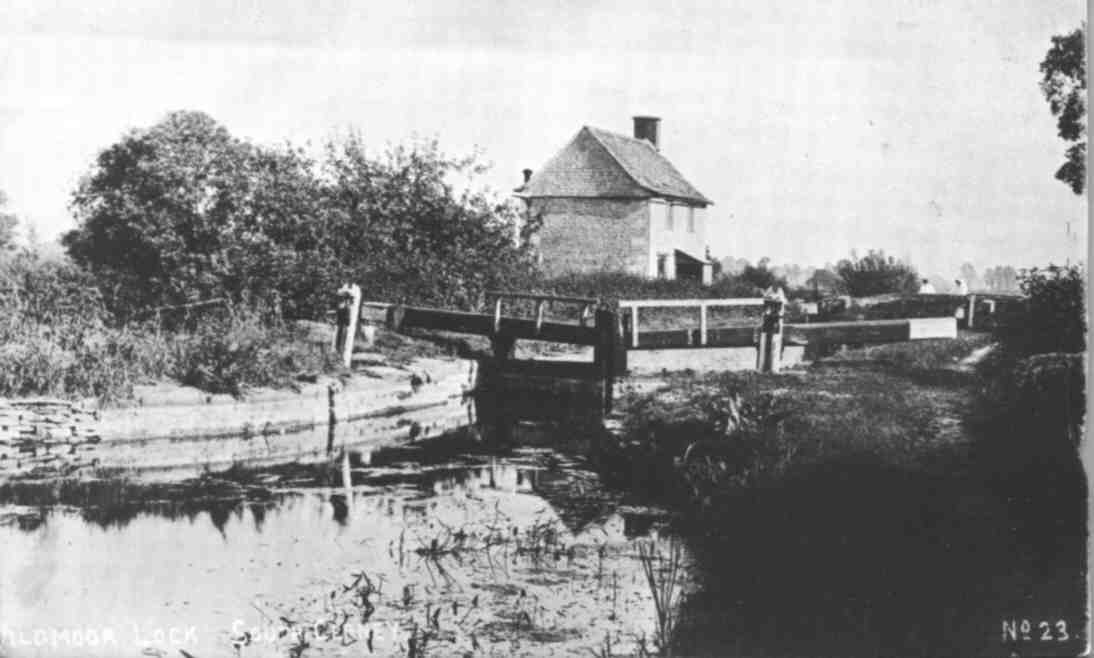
[515, 116, 715, 284]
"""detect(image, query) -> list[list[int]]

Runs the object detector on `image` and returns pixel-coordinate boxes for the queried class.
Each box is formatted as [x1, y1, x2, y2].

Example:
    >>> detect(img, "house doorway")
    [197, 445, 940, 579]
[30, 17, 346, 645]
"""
[673, 249, 707, 283]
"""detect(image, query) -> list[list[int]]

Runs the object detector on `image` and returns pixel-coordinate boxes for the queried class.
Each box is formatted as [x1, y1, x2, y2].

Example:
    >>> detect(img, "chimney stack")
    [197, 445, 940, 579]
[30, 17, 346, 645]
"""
[522, 168, 533, 183]
[633, 116, 661, 150]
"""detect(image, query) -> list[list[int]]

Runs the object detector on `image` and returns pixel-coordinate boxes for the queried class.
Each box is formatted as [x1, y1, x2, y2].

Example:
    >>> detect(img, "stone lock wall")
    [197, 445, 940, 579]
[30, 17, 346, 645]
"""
[527, 198, 650, 276]
[0, 399, 103, 477]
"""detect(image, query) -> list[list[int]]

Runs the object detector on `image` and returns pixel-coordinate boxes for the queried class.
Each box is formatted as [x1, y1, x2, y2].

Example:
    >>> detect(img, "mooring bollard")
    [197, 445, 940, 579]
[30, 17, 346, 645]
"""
[757, 288, 786, 373]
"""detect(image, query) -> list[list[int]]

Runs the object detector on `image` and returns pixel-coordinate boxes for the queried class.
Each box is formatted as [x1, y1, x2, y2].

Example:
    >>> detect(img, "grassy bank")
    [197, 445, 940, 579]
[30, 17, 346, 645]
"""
[604, 338, 1086, 657]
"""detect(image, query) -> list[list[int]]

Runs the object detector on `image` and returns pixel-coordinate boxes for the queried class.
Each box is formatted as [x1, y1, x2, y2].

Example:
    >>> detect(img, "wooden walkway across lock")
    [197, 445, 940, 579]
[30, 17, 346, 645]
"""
[358, 292, 625, 413]
[353, 293, 969, 360]
[345, 291, 972, 414]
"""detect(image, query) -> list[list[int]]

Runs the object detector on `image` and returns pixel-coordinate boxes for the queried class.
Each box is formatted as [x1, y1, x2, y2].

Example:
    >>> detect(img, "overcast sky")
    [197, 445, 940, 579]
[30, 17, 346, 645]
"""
[0, 0, 1086, 277]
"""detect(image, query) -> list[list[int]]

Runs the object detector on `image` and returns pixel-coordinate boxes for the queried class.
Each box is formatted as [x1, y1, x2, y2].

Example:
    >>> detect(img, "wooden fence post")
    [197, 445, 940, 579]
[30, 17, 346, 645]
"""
[534, 299, 545, 335]
[493, 297, 504, 333]
[699, 302, 708, 346]
[967, 294, 976, 330]
[631, 305, 639, 348]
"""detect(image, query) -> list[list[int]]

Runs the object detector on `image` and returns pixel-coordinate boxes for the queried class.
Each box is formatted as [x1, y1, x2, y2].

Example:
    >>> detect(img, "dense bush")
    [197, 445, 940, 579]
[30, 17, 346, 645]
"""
[618, 378, 796, 503]
[171, 305, 336, 397]
[738, 258, 787, 292]
[531, 270, 769, 307]
[0, 250, 336, 401]
[974, 264, 1085, 463]
[0, 252, 172, 401]
[998, 264, 1084, 356]
[63, 111, 537, 319]
[835, 250, 918, 297]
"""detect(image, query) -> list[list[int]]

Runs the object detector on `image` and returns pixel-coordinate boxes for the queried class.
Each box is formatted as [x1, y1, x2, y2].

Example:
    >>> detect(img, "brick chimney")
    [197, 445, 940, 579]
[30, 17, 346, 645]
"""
[522, 168, 533, 183]
[633, 116, 661, 150]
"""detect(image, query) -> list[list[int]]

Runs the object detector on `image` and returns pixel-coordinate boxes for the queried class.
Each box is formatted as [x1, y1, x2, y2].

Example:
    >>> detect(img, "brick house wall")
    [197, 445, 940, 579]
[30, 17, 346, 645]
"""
[526, 198, 650, 276]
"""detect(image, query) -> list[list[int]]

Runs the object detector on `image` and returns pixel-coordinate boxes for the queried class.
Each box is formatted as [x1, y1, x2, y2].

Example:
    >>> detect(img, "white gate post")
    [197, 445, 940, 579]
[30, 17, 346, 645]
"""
[340, 283, 362, 369]
[700, 302, 708, 346]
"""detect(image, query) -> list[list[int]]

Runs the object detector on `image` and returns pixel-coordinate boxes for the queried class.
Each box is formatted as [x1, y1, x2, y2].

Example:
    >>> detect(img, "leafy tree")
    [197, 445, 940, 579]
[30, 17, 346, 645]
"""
[318, 134, 536, 310]
[958, 262, 979, 291]
[1040, 25, 1086, 194]
[983, 265, 1019, 293]
[64, 111, 327, 316]
[805, 267, 844, 296]
[64, 111, 536, 318]
[0, 191, 18, 251]
[772, 262, 808, 287]
[718, 256, 750, 275]
[1004, 264, 1085, 355]
[835, 250, 918, 297]
[738, 257, 787, 292]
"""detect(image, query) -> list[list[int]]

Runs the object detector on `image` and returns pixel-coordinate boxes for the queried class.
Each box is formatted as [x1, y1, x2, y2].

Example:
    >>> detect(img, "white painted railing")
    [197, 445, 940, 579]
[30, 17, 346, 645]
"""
[617, 298, 765, 348]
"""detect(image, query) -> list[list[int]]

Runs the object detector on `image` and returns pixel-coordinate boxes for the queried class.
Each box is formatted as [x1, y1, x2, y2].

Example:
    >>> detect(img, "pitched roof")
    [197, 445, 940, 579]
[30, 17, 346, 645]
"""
[516, 126, 712, 205]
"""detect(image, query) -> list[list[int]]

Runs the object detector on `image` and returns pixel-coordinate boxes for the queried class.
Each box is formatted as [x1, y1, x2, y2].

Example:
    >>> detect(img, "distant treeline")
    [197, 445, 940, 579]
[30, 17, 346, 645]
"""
[717, 254, 1023, 297]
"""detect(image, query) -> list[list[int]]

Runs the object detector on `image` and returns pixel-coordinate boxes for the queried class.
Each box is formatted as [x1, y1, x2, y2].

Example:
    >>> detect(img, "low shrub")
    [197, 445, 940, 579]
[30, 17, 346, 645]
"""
[825, 335, 992, 373]
[170, 306, 337, 397]
[835, 250, 919, 297]
[618, 377, 796, 504]
[995, 264, 1084, 357]
[529, 271, 766, 308]
[0, 253, 169, 401]
[0, 321, 173, 402]
[1, 252, 338, 400]
[972, 264, 1085, 464]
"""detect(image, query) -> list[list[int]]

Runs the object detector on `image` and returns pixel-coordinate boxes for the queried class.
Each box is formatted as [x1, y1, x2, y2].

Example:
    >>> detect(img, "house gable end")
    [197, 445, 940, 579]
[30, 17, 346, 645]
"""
[586, 127, 712, 205]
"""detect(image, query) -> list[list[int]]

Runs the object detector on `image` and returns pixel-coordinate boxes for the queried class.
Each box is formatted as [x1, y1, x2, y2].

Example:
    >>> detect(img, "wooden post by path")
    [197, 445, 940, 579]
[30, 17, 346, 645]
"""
[613, 316, 628, 377]
[338, 284, 362, 369]
[757, 290, 786, 373]
[333, 292, 349, 353]
[490, 335, 516, 361]
[593, 308, 616, 414]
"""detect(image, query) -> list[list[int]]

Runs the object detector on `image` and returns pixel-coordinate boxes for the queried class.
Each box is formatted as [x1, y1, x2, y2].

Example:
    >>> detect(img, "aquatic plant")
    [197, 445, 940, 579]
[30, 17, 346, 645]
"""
[637, 539, 686, 657]
[589, 630, 617, 658]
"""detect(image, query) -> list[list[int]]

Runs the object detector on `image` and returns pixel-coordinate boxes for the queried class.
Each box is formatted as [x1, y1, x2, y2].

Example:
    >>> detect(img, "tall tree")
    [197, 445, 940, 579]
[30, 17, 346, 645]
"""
[0, 191, 18, 251]
[739, 257, 787, 292]
[835, 250, 918, 297]
[64, 111, 321, 314]
[319, 134, 535, 310]
[959, 262, 980, 291]
[65, 111, 536, 318]
[1040, 25, 1086, 194]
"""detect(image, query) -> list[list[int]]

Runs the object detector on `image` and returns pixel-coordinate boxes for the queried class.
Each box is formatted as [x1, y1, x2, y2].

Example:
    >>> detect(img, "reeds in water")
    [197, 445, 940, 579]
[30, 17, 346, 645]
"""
[637, 539, 686, 657]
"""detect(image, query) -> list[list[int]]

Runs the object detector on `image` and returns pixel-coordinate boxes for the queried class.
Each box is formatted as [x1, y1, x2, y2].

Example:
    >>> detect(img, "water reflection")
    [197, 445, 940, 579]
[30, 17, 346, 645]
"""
[0, 440, 689, 658]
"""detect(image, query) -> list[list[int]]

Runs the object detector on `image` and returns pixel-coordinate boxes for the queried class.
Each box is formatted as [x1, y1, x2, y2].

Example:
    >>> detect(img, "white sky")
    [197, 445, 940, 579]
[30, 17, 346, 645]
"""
[0, 0, 1086, 277]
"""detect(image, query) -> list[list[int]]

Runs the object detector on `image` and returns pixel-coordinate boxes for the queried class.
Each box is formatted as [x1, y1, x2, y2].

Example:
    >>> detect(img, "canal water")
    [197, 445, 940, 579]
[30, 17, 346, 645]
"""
[0, 430, 693, 658]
